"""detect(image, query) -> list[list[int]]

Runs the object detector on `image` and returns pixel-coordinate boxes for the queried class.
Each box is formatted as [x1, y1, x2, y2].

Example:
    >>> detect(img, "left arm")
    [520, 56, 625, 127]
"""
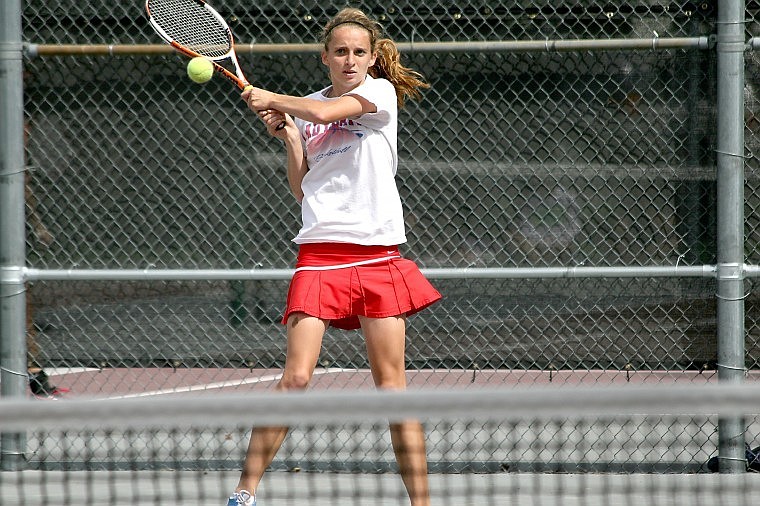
[242, 87, 376, 124]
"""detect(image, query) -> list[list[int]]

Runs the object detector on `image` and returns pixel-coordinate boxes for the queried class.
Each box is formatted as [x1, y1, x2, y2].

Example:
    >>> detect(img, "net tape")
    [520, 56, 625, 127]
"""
[2, 383, 759, 431]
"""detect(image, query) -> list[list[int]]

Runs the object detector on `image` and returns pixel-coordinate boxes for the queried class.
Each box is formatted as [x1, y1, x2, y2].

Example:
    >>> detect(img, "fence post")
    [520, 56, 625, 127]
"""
[0, 0, 28, 471]
[715, 0, 747, 473]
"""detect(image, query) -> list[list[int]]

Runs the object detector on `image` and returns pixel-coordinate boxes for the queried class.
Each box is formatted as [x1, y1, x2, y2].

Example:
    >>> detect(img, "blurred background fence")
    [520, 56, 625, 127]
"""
[2, 0, 760, 473]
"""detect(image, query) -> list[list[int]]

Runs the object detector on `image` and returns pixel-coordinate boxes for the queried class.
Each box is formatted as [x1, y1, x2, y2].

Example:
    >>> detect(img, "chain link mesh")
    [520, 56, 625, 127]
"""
[15, 0, 760, 471]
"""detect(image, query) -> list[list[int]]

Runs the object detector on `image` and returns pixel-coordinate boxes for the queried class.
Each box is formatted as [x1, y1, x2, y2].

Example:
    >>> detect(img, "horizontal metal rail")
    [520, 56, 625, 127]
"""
[3, 382, 760, 430]
[24, 36, 711, 57]
[23, 265, 720, 282]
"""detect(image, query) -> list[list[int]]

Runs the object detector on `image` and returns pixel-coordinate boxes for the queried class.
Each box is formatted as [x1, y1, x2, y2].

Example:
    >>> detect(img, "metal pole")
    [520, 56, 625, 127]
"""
[22, 265, 716, 282]
[0, 0, 28, 471]
[715, 0, 746, 473]
[23, 36, 711, 57]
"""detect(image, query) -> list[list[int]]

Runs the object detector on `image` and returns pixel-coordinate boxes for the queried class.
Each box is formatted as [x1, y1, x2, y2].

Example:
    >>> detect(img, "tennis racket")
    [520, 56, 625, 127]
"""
[145, 0, 285, 129]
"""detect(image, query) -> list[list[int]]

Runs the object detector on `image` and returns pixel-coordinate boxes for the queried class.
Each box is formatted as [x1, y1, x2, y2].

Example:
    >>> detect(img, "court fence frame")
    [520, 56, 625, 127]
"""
[0, 0, 756, 473]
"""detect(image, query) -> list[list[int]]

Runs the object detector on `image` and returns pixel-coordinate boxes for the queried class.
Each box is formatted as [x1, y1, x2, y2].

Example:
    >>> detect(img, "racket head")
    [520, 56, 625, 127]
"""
[146, 0, 249, 88]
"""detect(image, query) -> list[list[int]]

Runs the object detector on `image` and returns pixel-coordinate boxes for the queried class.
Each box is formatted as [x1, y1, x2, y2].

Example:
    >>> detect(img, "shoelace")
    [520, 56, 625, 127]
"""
[233, 490, 254, 506]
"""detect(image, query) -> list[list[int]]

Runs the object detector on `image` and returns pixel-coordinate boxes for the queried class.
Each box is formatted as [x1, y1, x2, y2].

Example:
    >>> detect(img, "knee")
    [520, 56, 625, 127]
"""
[375, 380, 406, 391]
[371, 369, 408, 391]
[278, 372, 311, 391]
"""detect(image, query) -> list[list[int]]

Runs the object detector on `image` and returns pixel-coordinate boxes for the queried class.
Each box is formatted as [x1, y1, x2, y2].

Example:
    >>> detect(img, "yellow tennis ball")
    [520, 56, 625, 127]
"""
[187, 57, 213, 84]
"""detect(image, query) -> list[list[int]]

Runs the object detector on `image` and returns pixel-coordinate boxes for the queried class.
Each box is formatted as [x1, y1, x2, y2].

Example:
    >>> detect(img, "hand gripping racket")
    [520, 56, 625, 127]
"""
[146, 0, 285, 129]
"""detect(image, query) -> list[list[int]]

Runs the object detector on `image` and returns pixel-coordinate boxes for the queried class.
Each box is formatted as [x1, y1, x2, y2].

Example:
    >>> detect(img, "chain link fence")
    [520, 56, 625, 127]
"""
[7, 0, 760, 471]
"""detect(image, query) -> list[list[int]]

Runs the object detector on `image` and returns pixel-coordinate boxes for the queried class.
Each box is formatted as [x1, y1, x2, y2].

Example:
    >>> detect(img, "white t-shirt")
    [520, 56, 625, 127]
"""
[292, 76, 406, 246]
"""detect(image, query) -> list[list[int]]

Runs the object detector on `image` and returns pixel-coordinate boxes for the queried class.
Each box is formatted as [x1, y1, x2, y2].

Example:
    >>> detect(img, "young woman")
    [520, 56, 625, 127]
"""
[228, 8, 441, 506]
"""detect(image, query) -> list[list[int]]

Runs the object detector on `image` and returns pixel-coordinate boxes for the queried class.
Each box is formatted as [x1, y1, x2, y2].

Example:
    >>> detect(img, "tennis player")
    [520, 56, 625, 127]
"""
[228, 7, 441, 506]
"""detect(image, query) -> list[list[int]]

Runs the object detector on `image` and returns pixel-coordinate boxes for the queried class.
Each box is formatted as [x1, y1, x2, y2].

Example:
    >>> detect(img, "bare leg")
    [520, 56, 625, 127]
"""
[360, 315, 431, 506]
[236, 313, 328, 494]
[390, 420, 430, 506]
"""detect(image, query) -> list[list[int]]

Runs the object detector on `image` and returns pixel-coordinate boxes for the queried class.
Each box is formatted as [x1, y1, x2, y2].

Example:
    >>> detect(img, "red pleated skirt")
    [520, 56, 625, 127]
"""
[282, 243, 442, 330]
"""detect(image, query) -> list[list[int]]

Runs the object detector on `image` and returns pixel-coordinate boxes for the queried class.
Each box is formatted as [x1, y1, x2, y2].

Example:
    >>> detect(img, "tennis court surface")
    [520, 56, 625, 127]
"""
[38, 365, 750, 398]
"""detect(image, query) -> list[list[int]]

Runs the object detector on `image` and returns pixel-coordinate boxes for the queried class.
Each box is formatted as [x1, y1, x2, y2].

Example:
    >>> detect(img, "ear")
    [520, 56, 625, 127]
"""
[369, 51, 377, 67]
[321, 50, 328, 66]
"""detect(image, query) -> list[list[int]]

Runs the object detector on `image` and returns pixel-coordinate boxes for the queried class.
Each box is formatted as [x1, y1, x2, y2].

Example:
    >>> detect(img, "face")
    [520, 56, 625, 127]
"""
[321, 24, 377, 96]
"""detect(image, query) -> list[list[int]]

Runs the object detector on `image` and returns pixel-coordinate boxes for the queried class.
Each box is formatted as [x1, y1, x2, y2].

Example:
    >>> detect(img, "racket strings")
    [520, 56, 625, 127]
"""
[148, 0, 231, 58]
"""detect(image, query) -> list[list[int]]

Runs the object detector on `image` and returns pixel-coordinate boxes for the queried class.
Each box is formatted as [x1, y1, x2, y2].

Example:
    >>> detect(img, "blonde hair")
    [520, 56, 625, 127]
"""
[321, 8, 430, 108]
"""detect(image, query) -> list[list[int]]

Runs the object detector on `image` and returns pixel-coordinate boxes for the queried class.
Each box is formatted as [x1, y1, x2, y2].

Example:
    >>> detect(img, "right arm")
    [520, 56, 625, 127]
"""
[258, 109, 307, 203]
[284, 123, 307, 203]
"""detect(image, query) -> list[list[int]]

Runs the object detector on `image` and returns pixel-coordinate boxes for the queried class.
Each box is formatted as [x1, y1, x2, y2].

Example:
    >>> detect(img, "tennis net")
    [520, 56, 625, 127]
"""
[2, 383, 759, 505]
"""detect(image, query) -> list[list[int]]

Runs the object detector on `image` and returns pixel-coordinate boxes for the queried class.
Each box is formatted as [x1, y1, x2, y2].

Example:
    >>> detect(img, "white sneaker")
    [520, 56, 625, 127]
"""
[226, 490, 255, 506]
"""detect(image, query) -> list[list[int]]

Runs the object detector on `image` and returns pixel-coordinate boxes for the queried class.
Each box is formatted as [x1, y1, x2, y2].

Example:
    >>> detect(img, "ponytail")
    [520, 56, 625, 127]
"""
[371, 38, 429, 108]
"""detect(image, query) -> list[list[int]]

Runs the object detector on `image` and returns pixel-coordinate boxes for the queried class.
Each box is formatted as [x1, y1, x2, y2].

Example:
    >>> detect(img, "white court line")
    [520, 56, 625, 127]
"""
[45, 367, 101, 376]
[107, 368, 363, 399]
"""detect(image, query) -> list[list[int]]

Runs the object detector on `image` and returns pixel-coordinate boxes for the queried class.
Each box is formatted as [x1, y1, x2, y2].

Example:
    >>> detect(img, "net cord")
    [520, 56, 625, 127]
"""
[1, 383, 759, 431]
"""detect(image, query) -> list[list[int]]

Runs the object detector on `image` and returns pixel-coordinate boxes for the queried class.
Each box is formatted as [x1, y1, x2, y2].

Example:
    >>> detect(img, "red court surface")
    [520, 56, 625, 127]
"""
[39, 366, 751, 399]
